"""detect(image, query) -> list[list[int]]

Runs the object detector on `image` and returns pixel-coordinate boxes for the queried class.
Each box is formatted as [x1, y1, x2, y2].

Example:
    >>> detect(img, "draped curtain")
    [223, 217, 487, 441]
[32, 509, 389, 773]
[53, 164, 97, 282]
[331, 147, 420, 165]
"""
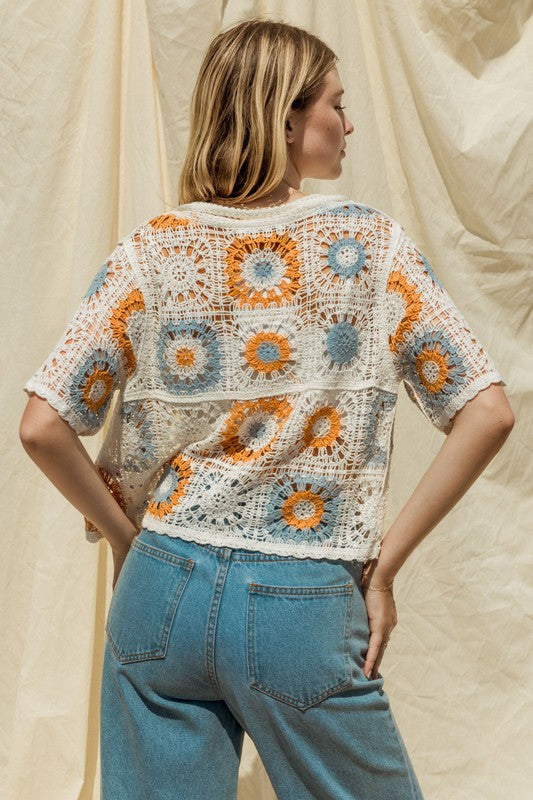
[3, 1, 531, 797]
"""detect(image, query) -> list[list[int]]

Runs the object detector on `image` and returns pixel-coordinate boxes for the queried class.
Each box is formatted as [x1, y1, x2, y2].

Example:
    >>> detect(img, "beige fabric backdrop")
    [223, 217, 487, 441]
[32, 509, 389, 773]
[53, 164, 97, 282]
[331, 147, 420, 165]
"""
[2, 1, 531, 797]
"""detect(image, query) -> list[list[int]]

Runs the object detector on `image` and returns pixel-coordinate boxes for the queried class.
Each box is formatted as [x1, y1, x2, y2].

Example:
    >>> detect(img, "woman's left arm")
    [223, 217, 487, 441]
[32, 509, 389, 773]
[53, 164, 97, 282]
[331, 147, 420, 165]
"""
[19, 394, 138, 557]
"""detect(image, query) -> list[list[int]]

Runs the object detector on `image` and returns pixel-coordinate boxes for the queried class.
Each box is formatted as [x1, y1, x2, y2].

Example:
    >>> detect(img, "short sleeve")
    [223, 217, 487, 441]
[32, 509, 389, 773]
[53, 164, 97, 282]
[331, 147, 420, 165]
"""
[384, 227, 506, 433]
[23, 239, 146, 436]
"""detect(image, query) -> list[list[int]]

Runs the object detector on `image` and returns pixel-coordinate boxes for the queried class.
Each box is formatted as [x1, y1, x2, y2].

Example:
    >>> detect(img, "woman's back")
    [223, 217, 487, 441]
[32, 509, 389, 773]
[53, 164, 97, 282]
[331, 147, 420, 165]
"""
[23, 192, 504, 562]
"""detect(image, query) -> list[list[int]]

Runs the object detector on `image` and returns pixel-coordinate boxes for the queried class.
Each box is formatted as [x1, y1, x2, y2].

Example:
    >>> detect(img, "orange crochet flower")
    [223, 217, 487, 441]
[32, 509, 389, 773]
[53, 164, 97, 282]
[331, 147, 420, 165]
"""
[302, 406, 343, 452]
[147, 214, 190, 230]
[244, 331, 292, 374]
[146, 454, 194, 518]
[220, 397, 293, 462]
[386, 269, 424, 353]
[281, 488, 325, 530]
[109, 288, 145, 377]
[224, 232, 302, 307]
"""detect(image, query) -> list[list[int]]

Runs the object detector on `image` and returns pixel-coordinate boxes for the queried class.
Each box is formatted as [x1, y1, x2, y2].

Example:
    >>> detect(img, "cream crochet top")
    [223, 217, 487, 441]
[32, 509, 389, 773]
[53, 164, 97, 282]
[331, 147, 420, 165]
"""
[23, 194, 505, 561]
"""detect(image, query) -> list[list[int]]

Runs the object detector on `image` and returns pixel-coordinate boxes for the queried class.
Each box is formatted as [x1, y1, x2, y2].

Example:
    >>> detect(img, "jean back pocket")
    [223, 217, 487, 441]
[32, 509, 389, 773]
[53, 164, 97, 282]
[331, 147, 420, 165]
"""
[105, 537, 194, 664]
[246, 581, 354, 711]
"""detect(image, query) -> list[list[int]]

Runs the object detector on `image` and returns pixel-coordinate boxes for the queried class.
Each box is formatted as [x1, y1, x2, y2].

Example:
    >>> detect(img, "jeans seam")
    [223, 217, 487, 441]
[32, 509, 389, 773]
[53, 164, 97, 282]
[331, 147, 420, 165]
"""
[385, 705, 423, 799]
[204, 555, 231, 692]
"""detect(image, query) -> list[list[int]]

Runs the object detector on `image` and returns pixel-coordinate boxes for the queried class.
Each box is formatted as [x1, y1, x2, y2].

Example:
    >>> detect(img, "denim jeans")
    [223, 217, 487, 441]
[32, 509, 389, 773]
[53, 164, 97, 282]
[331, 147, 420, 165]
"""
[100, 527, 425, 799]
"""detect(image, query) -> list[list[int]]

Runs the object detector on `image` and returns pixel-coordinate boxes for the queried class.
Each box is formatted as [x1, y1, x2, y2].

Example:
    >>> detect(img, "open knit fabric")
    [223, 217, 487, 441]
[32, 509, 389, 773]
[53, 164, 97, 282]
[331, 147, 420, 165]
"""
[23, 193, 505, 561]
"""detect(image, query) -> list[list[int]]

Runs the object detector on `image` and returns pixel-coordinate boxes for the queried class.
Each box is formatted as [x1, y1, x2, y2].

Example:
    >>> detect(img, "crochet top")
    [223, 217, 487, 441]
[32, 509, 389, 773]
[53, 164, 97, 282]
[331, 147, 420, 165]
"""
[23, 193, 505, 561]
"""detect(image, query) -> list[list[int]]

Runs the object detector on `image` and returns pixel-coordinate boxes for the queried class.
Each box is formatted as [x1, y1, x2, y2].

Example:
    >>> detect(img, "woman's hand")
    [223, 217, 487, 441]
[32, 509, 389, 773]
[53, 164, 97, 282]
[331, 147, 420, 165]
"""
[361, 560, 397, 679]
[362, 587, 397, 679]
[110, 530, 139, 591]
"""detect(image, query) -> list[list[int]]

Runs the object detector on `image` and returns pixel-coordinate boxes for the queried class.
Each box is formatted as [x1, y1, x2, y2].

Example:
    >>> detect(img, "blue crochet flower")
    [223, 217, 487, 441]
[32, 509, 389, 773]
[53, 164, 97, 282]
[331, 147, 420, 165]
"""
[70, 347, 119, 429]
[326, 236, 368, 280]
[156, 319, 223, 394]
[121, 400, 157, 471]
[265, 474, 343, 545]
[84, 263, 109, 298]
[151, 464, 180, 505]
[403, 329, 468, 414]
[418, 251, 444, 289]
[327, 321, 360, 365]
[360, 391, 396, 467]
[328, 202, 370, 217]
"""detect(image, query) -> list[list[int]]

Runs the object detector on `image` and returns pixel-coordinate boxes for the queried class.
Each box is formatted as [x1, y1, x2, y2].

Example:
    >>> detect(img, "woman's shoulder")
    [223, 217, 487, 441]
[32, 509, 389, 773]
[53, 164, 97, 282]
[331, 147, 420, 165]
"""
[333, 197, 398, 223]
[323, 197, 402, 241]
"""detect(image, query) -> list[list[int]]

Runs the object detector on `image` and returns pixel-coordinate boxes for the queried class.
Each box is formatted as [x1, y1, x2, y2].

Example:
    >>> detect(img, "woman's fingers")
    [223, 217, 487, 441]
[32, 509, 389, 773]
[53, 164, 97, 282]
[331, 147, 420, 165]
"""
[362, 589, 397, 679]
[363, 632, 388, 679]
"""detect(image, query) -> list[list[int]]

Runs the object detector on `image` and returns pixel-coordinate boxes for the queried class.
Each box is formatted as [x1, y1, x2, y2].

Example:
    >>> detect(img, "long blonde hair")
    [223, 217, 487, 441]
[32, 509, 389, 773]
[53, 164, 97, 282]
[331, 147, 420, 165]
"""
[178, 17, 337, 206]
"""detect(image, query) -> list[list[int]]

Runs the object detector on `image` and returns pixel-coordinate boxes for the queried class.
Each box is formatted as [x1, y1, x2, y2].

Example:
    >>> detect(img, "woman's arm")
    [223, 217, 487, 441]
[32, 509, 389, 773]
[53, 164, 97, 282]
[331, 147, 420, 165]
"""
[361, 381, 514, 678]
[19, 394, 138, 554]
[364, 382, 515, 588]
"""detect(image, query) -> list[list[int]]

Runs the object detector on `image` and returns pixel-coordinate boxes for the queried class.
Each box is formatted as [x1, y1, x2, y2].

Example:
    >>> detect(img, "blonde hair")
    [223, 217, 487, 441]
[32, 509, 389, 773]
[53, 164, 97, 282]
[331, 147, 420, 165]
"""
[178, 17, 338, 206]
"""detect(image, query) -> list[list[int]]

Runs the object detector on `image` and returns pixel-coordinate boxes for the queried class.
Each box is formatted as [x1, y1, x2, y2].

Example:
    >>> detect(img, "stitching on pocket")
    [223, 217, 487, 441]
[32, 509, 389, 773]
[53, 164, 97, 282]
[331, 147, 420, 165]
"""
[131, 537, 195, 569]
[246, 582, 354, 711]
[106, 544, 195, 664]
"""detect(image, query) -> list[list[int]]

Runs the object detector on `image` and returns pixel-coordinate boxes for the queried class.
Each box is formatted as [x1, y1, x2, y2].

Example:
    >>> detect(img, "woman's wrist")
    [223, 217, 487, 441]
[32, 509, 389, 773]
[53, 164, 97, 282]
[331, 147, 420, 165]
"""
[361, 559, 396, 588]
[104, 524, 139, 554]
[366, 579, 394, 592]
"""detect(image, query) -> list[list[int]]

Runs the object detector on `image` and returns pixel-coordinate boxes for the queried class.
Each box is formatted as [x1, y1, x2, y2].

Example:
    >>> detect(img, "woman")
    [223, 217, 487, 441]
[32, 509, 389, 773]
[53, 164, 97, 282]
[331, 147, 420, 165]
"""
[19, 17, 514, 800]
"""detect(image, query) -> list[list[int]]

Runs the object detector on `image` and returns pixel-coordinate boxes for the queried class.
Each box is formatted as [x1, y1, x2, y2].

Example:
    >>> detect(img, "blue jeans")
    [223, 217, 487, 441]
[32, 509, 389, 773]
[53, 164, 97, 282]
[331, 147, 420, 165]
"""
[100, 528, 425, 799]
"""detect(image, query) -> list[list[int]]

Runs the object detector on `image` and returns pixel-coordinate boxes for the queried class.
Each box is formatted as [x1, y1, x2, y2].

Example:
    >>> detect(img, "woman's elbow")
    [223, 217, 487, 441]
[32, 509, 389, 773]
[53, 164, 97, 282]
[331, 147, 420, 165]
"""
[499, 410, 515, 431]
[19, 395, 64, 448]
[447, 384, 515, 435]
[484, 386, 515, 431]
[19, 417, 47, 449]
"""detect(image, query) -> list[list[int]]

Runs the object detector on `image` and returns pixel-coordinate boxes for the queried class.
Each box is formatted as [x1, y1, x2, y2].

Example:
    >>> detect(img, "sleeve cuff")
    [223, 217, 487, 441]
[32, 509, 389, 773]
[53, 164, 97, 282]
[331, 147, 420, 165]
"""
[23, 380, 94, 437]
[435, 371, 506, 433]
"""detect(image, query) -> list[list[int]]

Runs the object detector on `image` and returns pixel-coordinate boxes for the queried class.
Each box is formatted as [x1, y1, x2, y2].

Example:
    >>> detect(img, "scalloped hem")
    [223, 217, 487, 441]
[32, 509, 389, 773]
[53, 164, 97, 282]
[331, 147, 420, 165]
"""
[23, 380, 90, 436]
[136, 520, 382, 563]
[438, 372, 506, 432]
